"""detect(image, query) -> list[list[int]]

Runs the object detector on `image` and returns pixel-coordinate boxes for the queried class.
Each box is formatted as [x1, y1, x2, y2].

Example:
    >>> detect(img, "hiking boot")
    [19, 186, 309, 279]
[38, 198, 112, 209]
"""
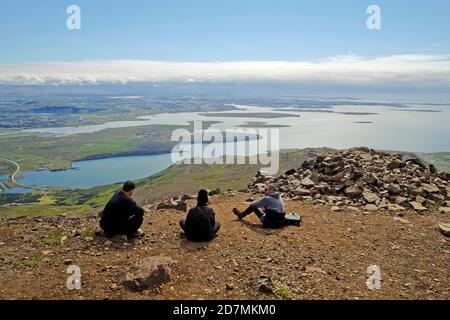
[232, 208, 244, 219]
[127, 229, 145, 238]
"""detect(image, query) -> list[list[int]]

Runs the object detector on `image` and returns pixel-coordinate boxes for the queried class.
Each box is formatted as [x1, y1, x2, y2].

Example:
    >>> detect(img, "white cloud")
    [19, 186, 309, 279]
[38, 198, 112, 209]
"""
[0, 54, 449, 87]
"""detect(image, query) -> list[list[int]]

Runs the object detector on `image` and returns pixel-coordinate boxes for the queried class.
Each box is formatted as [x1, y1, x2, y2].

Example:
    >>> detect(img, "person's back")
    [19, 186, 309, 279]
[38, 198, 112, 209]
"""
[180, 189, 221, 242]
[185, 205, 216, 241]
[100, 181, 145, 238]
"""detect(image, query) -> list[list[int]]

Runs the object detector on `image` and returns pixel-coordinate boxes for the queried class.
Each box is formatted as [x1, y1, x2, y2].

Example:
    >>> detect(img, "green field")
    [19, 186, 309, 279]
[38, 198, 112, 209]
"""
[0, 148, 330, 218]
[0, 124, 186, 175]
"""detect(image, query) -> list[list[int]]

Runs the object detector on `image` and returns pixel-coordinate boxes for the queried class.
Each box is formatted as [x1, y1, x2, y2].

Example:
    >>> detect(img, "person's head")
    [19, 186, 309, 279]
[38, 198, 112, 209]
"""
[197, 189, 209, 206]
[264, 184, 275, 196]
[122, 180, 136, 197]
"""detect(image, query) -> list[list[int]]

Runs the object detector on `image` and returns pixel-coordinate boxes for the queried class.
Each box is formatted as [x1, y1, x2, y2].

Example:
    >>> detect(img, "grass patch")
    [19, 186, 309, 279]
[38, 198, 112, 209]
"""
[0, 203, 92, 218]
[15, 252, 42, 269]
[274, 285, 294, 300]
[37, 230, 63, 246]
[78, 230, 96, 238]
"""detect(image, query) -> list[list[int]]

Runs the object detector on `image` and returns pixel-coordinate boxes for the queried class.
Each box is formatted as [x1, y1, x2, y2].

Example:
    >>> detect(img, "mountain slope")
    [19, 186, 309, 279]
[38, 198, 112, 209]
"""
[0, 193, 448, 300]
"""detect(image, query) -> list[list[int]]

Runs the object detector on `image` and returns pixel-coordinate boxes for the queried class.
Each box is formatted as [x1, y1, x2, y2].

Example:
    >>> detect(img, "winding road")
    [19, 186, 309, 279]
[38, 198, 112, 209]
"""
[0, 157, 46, 190]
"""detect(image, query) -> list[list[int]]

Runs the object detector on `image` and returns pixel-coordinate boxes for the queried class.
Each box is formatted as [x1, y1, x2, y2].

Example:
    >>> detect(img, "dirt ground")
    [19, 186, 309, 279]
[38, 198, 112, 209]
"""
[0, 193, 449, 300]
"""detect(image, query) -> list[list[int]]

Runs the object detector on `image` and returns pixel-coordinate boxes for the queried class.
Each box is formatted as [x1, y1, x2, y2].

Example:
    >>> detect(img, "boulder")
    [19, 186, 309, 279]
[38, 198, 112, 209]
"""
[251, 275, 274, 294]
[118, 256, 176, 291]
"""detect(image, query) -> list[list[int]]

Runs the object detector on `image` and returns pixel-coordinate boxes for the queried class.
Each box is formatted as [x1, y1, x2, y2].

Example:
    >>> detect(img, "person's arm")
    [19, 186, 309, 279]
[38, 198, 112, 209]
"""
[251, 196, 268, 209]
[208, 208, 216, 227]
[124, 197, 144, 217]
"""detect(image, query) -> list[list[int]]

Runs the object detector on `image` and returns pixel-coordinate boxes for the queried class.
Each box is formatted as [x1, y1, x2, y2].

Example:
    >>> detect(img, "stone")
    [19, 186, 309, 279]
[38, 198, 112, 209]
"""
[344, 186, 362, 198]
[401, 154, 428, 169]
[367, 173, 380, 185]
[437, 223, 450, 237]
[251, 275, 274, 294]
[387, 184, 402, 195]
[438, 207, 450, 213]
[409, 201, 427, 212]
[394, 217, 410, 224]
[300, 177, 315, 188]
[422, 184, 439, 194]
[415, 195, 426, 204]
[118, 256, 175, 292]
[395, 196, 408, 204]
[388, 204, 406, 212]
[364, 204, 379, 211]
[363, 192, 380, 204]
[63, 259, 73, 265]
[60, 235, 68, 244]
[209, 188, 222, 196]
[293, 187, 310, 196]
[331, 206, 341, 212]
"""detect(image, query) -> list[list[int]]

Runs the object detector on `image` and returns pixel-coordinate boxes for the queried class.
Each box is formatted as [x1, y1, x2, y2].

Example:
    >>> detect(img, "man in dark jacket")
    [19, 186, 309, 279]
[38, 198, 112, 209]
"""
[100, 181, 145, 238]
[180, 189, 220, 242]
[233, 184, 286, 228]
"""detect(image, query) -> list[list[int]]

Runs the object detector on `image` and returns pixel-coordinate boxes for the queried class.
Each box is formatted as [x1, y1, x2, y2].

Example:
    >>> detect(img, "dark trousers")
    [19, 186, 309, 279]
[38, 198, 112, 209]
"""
[180, 219, 221, 241]
[103, 208, 144, 237]
[242, 204, 264, 218]
[242, 205, 286, 229]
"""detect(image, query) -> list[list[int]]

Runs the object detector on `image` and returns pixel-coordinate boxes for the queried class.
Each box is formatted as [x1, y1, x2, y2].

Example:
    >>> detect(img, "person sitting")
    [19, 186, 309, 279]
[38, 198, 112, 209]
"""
[180, 189, 220, 242]
[100, 180, 145, 238]
[233, 184, 286, 228]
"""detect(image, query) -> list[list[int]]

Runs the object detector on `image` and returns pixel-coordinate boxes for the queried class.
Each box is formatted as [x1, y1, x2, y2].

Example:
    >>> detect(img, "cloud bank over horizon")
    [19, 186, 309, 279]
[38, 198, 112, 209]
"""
[1, 54, 449, 88]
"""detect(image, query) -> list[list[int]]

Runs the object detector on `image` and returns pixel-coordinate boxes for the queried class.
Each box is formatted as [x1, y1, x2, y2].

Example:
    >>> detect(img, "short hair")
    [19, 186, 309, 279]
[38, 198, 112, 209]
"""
[122, 180, 136, 192]
[266, 184, 276, 192]
[197, 189, 209, 206]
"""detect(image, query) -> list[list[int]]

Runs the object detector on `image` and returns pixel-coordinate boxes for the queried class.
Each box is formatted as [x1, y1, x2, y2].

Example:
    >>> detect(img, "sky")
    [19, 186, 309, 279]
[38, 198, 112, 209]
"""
[0, 0, 449, 89]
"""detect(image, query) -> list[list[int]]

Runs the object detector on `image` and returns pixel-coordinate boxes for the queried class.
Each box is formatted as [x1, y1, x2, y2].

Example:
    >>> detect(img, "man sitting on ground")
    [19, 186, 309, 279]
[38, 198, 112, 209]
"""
[233, 184, 286, 228]
[180, 189, 220, 242]
[100, 180, 145, 238]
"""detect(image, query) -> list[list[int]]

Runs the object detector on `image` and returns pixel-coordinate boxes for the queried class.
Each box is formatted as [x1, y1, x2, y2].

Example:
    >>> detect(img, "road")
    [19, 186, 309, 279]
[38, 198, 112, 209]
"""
[0, 157, 45, 190]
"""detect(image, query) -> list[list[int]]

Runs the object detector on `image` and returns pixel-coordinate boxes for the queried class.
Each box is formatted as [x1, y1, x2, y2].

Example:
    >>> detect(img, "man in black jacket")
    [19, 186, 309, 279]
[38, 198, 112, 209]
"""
[180, 189, 220, 242]
[100, 181, 145, 238]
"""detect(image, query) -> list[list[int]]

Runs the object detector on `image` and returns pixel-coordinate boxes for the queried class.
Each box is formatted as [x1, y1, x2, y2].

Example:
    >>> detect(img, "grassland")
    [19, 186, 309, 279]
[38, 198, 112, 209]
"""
[0, 124, 186, 175]
[0, 148, 330, 218]
[1, 147, 450, 219]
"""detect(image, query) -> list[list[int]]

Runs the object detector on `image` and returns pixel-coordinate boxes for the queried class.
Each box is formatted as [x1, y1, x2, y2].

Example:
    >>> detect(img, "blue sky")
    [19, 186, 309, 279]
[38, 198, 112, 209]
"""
[1, 0, 449, 63]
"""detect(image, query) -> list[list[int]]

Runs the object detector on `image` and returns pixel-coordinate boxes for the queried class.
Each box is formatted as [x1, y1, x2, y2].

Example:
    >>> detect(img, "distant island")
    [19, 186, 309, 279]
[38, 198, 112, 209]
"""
[199, 112, 300, 119]
[237, 121, 291, 128]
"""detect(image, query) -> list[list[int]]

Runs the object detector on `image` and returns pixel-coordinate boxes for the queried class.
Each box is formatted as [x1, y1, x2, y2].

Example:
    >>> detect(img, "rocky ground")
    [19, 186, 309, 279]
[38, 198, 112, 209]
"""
[0, 192, 449, 300]
[249, 147, 450, 214]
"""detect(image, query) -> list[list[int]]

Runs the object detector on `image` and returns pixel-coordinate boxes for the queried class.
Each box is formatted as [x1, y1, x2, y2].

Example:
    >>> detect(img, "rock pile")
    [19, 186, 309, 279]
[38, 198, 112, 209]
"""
[249, 147, 450, 213]
[152, 189, 224, 212]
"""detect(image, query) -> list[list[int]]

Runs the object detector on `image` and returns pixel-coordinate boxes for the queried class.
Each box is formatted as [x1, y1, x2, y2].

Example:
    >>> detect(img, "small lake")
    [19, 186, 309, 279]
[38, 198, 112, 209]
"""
[19, 153, 172, 190]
